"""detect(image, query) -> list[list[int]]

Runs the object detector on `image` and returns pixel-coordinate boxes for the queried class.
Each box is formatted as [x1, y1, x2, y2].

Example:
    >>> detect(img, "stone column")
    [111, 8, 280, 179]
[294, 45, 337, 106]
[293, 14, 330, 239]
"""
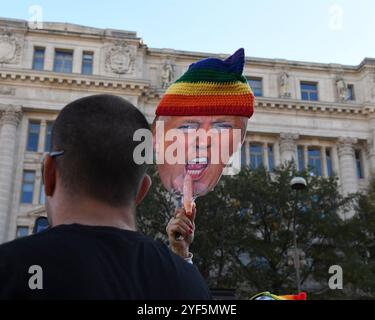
[321, 146, 327, 177]
[0, 106, 22, 243]
[44, 45, 54, 71]
[93, 49, 100, 75]
[279, 133, 299, 165]
[332, 145, 340, 177]
[361, 147, 369, 180]
[337, 137, 358, 196]
[303, 145, 309, 169]
[34, 168, 43, 206]
[273, 141, 281, 167]
[39, 119, 47, 153]
[367, 116, 375, 175]
[73, 49, 82, 74]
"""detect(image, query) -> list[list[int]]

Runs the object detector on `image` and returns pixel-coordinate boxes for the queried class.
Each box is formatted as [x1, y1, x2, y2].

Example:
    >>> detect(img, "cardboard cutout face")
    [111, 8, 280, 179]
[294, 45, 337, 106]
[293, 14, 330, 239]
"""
[153, 115, 247, 202]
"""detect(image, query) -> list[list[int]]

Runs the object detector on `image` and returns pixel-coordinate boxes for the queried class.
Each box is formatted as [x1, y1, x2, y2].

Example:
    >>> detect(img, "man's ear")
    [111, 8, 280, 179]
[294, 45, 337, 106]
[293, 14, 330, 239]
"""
[135, 174, 152, 206]
[44, 155, 57, 197]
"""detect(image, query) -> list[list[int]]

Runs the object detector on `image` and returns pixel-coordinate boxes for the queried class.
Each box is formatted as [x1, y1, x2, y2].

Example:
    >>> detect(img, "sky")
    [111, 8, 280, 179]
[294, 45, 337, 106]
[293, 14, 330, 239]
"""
[1, 0, 375, 65]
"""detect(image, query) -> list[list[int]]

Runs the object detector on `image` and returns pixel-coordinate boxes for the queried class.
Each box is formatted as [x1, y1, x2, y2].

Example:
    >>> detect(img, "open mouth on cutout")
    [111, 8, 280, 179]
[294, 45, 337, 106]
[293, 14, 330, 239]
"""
[185, 157, 209, 181]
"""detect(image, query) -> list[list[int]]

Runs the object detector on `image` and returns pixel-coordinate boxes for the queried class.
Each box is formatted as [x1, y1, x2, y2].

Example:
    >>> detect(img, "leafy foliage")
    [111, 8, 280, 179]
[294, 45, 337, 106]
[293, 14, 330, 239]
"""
[137, 163, 374, 299]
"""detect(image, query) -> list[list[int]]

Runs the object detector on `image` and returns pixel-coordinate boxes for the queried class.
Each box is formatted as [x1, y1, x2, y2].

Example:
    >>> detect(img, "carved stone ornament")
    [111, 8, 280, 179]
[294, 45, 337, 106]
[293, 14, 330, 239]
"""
[280, 133, 299, 153]
[0, 32, 22, 64]
[336, 76, 348, 103]
[161, 58, 175, 89]
[337, 137, 358, 157]
[104, 41, 136, 75]
[279, 71, 291, 98]
[0, 106, 23, 126]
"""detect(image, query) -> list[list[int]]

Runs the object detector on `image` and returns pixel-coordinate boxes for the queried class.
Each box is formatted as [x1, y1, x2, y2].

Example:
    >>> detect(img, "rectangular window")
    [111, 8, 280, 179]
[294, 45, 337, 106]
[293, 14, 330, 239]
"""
[44, 122, 54, 152]
[301, 82, 318, 101]
[355, 150, 364, 179]
[250, 143, 264, 169]
[326, 149, 333, 177]
[16, 226, 29, 238]
[297, 146, 305, 172]
[54, 50, 73, 73]
[308, 148, 322, 176]
[268, 145, 274, 171]
[32, 47, 45, 71]
[347, 84, 355, 101]
[21, 170, 35, 204]
[26, 121, 41, 152]
[248, 78, 263, 97]
[82, 51, 94, 75]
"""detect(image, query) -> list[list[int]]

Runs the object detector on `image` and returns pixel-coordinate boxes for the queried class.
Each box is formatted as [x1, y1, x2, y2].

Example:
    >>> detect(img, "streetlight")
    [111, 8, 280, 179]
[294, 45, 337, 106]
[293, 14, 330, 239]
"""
[290, 177, 307, 292]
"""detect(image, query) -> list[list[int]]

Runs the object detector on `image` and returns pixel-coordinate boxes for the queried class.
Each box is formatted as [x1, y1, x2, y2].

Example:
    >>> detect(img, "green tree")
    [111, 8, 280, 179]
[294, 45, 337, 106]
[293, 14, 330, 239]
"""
[345, 177, 375, 298]
[193, 163, 355, 299]
[137, 163, 361, 299]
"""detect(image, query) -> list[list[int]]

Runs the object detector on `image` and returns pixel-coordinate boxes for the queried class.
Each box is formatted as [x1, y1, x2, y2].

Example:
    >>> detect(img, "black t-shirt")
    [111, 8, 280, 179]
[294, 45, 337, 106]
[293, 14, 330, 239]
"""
[0, 224, 212, 300]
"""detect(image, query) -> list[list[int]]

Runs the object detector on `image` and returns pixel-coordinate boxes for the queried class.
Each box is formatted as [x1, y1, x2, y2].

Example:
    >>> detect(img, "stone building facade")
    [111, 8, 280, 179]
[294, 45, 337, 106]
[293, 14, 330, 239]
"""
[1, 17, 375, 243]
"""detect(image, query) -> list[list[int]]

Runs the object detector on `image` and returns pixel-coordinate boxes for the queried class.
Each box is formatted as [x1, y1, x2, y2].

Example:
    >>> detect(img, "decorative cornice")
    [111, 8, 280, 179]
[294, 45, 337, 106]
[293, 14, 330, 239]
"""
[255, 97, 375, 117]
[2, 69, 375, 117]
[141, 87, 162, 101]
[148, 48, 373, 73]
[0, 69, 150, 91]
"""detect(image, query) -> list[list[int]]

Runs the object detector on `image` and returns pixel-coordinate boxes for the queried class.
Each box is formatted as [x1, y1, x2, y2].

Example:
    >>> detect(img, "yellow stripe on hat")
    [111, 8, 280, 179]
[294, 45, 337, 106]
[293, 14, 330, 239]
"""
[166, 81, 253, 96]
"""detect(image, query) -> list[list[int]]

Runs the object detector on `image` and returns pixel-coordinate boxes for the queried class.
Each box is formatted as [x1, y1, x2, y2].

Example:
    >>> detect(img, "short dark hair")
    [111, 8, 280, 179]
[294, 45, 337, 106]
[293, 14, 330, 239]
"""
[51, 94, 150, 206]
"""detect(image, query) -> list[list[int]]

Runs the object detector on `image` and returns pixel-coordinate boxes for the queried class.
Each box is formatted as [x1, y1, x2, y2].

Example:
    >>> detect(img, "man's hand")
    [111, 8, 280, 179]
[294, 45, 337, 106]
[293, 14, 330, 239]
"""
[166, 205, 196, 259]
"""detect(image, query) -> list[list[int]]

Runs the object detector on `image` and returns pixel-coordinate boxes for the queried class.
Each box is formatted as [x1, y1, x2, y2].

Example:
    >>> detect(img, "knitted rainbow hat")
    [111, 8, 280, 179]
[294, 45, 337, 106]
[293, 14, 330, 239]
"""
[155, 48, 254, 118]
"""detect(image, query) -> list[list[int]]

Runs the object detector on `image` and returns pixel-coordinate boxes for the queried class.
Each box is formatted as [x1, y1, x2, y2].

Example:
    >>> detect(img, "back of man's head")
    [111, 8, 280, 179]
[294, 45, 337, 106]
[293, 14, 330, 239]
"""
[51, 94, 150, 207]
